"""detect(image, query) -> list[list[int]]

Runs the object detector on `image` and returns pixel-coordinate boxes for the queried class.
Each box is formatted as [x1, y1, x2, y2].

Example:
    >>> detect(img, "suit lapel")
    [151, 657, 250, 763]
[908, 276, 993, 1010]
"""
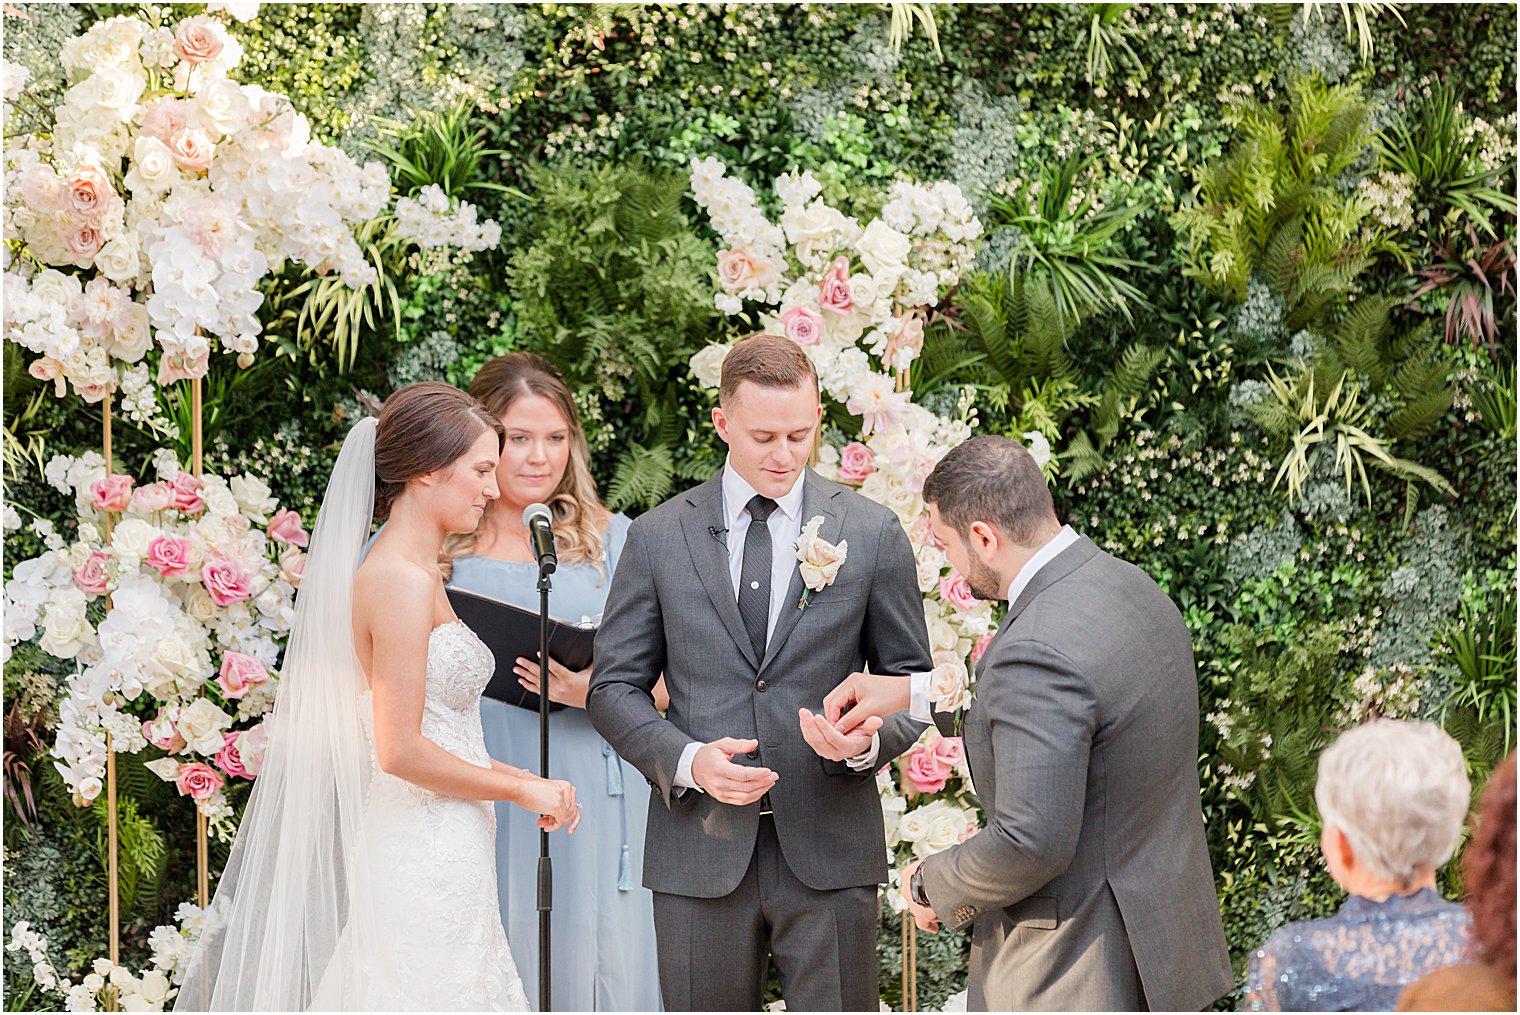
[679, 475, 761, 670]
[758, 470, 841, 674]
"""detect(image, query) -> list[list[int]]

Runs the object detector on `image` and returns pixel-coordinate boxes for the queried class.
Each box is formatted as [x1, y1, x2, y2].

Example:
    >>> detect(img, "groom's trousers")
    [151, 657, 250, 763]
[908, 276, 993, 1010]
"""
[651, 815, 880, 1012]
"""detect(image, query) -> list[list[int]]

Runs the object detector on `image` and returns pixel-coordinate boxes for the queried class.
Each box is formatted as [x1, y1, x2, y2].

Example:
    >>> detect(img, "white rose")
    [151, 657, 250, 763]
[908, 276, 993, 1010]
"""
[856, 220, 912, 284]
[920, 808, 965, 856]
[144, 757, 181, 782]
[110, 517, 155, 560]
[95, 234, 141, 285]
[897, 807, 930, 843]
[110, 303, 152, 361]
[191, 77, 249, 137]
[229, 474, 276, 520]
[930, 659, 972, 711]
[40, 609, 92, 658]
[125, 135, 178, 193]
[30, 269, 83, 311]
[690, 343, 730, 389]
[89, 66, 147, 118]
[795, 516, 847, 591]
[199, 476, 238, 517]
[150, 632, 199, 678]
[182, 584, 218, 624]
[176, 697, 231, 756]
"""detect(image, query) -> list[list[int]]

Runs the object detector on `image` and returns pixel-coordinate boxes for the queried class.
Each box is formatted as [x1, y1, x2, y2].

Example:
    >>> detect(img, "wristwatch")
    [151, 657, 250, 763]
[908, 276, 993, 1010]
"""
[909, 865, 930, 908]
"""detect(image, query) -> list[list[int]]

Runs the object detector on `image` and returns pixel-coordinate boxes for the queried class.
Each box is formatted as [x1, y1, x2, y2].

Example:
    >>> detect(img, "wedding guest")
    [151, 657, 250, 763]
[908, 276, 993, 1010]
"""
[1398, 752, 1516, 1012]
[446, 352, 664, 1012]
[1244, 719, 1472, 1012]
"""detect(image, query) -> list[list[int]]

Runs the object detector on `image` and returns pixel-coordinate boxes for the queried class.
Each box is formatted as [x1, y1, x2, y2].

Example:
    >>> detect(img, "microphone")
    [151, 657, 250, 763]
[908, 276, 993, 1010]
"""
[708, 526, 727, 544]
[523, 503, 558, 575]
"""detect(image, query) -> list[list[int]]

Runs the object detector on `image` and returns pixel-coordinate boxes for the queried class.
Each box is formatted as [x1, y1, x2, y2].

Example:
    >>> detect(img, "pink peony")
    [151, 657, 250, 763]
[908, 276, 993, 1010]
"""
[215, 732, 249, 779]
[779, 305, 823, 347]
[132, 482, 175, 512]
[90, 474, 135, 512]
[970, 632, 994, 664]
[887, 312, 926, 363]
[201, 554, 252, 606]
[716, 246, 780, 294]
[279, 546, 306, 589]
[63, 164, 117, 223]
[72, 551, 111, 597]
[18, 163, 66, 213]
[175, 762, 224, 801]
[817, 256, 854, 316]
[139, 98, 190, 142]
[836, 442, 876, 485]
[146, 536, 192, 577]
[929, 735, 965, 770]
[235, 723, 270, 777]
[939, 571, 980, 612]
[168, 472, 204, 513]
[143, 709, 186, 752]
[217, 651, 268, 698]
[168, 128, 215, 173]
[173, 16, 226, 64]
[266, 507, 309, 547]
[904, 745, 952, 794]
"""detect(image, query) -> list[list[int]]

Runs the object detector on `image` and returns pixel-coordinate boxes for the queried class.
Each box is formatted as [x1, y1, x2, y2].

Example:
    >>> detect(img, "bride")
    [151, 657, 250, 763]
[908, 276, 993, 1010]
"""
[176, 381, 580, 1011]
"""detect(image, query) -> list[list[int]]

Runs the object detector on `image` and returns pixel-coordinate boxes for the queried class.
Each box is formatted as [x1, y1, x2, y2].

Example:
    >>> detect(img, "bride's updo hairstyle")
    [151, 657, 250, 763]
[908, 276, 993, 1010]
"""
[372, 381, 505, 521]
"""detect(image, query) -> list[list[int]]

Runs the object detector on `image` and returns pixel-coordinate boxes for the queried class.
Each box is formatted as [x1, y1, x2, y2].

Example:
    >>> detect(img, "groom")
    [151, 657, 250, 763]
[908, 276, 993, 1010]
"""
[587, 334, 932, 1011]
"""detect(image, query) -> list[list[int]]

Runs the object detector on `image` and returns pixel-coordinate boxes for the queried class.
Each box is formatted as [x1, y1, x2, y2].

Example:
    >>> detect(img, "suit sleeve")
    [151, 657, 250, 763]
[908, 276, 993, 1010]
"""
[854, 508, 934, 769]
[918, 639, 1097, 930]
[585, 517, 693, 807]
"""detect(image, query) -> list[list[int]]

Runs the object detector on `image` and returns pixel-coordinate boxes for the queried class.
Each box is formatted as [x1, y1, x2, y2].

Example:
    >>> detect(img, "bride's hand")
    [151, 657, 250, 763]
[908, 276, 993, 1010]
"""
[522, 776, 581, 834]
[514, 654, 591, 709]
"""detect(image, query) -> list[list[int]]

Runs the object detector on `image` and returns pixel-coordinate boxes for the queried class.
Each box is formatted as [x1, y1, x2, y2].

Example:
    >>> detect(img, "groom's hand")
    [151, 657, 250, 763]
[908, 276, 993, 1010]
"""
[901, 859, 941, 933]
[822, 672, 912, 734]
[691, 738, 777, 805]
[799, 707, 883, 762]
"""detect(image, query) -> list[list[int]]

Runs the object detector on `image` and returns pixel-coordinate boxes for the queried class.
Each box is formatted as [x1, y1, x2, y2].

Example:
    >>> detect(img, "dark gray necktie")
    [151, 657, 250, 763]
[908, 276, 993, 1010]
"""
[738, 495, 778, 660]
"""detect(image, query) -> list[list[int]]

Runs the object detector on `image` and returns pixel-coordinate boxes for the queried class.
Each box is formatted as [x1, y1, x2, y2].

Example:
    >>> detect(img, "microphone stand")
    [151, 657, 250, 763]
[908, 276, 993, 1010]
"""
[536, 565, 553, 1013]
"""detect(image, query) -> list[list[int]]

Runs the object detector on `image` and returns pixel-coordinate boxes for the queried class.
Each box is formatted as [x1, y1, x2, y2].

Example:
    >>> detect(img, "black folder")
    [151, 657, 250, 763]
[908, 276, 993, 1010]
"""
[445, 586, 597, 713]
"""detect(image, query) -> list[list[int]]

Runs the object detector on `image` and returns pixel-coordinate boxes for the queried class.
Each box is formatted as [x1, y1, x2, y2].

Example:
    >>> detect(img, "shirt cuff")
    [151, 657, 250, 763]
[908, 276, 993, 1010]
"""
[845, 732, 881, 771]
[674, 741, 705, 793]
[908, 670, 933, 723]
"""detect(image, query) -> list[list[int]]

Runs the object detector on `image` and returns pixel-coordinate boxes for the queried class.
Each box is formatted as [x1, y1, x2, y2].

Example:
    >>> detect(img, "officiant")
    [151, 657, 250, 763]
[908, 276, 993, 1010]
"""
[445, 352, 665, 1012]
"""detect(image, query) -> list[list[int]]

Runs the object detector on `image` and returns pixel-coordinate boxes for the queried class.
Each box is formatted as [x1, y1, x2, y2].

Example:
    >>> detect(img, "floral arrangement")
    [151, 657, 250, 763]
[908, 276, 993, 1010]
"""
[1, 3, 389, 399]
[686, 158, 1018, 889]
[3, 448, 305, 825]
[393, 183, 501, 253]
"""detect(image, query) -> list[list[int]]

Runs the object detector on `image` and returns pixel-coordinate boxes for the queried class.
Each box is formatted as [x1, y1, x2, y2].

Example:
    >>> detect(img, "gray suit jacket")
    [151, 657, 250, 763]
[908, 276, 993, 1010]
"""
[919, 535, 1233, 1012]
[587, 469, 933, 898]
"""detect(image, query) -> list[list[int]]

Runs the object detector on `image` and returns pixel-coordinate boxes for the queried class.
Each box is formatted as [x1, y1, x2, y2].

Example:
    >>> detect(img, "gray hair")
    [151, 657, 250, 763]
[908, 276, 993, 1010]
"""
[921, 435, 1056, 546]
[1314, 719, 1471, 887]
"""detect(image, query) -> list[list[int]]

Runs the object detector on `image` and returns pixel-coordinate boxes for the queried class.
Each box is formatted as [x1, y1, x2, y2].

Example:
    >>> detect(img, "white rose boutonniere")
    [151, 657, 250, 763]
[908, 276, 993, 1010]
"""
[794, 515, 846, 610]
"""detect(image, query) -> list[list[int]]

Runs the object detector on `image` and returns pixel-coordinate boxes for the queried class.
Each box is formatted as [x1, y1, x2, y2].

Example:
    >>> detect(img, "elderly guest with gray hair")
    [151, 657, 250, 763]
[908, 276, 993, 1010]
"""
[1244, 719, 1473, 1012]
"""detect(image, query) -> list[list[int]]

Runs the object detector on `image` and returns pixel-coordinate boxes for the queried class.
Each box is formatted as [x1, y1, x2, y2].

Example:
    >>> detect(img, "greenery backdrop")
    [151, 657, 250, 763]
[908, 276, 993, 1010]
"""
[4, 3, 1516, 1010]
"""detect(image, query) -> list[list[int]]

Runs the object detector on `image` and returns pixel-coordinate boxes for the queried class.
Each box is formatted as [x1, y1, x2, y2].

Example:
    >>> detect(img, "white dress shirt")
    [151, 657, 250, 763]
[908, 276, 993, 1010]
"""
[907, 525, 1079, 721]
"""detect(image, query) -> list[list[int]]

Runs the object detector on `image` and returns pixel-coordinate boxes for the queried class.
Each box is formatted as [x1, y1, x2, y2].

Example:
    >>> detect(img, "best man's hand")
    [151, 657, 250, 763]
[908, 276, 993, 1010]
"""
[901, 859, 941, 933]
[691, 738, 777, 806]
[798, 707, 882, 762]
[822, 671, 912, 735]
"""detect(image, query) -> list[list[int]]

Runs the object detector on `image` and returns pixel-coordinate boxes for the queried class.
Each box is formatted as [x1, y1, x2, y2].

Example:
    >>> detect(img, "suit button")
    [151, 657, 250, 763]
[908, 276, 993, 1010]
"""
[747, 751, 758, 759]
[756, 679, 768, 692]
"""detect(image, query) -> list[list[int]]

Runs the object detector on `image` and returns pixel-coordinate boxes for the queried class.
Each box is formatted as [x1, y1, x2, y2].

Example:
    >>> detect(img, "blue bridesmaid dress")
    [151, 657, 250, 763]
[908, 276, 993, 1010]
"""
[449, 513, 663, 1012]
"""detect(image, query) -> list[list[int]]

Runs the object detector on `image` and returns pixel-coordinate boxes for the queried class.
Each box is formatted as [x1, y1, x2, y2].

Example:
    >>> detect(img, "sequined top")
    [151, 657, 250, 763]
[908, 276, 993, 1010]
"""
[1244, 889, 1471, 1012]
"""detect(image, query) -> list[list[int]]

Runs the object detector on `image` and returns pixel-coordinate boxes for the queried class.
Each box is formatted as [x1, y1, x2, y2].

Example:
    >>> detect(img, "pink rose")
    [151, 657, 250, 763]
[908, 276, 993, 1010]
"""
[279, 546, 306, 589]
[146, 536, 192, 577]
[175, 762, 224, 802]
[836, 442, 876, 485]
[201, 554, 252, 606]
[970, 632, 994, 664]
[939, 571, 980, 612]
[779, 305, 823, 347]
[62, 222, 104, 265]
[72, 551, 111, 597]
[235, 723, 270, 777]
[139, 98, 190, 142]
[817, 256, 853, 316]
[217, 651, 268, 698]
[887, 312, 926, 363]
[173, 16, 226, 64]
[929, 735, 965, 770]
[63, 164, 117, 223]
[90, 474, 135, 512]
[168, 472, 204, 514]
[168, 128, 215, 173]
[215, 732, 249, 779]
[132, 482, 175, 512]
[267, 507, 309, 547]
[143, 709, 186, 752]
[904, 745, 952, 794]
[716, 246, 780, 294]
[28, 356, 66, 397]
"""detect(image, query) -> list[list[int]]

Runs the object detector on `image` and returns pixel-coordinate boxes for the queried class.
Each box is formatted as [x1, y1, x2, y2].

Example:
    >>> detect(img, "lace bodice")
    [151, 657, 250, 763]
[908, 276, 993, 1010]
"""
[360, 620, 497, 772]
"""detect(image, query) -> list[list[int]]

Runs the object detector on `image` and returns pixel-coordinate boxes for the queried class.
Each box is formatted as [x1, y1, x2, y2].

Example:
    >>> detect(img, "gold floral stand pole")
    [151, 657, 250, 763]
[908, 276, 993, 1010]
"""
[191, 374, 208, 908]
[900, 914, 918, 1011]
[103, 399, 119, 968]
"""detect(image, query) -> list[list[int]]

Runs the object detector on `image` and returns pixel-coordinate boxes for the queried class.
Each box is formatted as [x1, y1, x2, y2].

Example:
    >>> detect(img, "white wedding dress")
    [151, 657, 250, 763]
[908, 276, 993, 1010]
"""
[311, 620, 530, 1011]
